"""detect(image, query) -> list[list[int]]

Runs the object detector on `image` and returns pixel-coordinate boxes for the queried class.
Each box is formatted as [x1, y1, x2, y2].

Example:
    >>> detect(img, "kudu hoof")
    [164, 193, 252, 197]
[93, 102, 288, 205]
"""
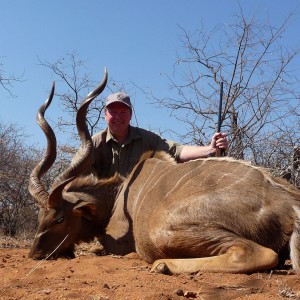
[89, 243, 107, 256]
[151, 262, 171, 275]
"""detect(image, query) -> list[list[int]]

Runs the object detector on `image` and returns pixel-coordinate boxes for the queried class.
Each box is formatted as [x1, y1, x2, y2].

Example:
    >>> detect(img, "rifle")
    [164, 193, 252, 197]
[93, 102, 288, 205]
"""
[217, 82, 225, 157]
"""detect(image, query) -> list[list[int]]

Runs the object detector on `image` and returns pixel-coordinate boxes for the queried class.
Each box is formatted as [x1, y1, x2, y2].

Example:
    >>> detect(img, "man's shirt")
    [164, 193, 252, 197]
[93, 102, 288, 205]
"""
[74, 126, 183, 178]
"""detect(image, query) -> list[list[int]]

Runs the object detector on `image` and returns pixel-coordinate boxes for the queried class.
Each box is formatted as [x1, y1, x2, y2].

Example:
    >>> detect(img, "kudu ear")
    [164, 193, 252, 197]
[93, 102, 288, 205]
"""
[48, 177, 76, 209]
[73, 201, 98, 221]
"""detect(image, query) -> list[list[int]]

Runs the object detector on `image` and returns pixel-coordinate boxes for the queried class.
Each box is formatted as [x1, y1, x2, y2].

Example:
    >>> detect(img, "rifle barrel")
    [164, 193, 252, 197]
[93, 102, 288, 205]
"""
[217, 82, 223, 133]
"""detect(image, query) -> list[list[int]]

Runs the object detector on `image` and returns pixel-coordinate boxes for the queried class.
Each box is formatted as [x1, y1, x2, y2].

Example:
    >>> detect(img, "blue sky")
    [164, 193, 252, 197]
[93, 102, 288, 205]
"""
[1, 0, 299, 148]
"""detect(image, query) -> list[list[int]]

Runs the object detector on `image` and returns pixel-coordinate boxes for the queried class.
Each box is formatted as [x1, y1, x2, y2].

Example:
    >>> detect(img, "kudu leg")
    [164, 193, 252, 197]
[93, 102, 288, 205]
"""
[151, 242, 279, 274]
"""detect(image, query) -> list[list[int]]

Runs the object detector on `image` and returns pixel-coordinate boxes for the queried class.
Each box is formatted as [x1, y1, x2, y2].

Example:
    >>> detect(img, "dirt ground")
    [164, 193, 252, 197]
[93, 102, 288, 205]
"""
[1, 237, 300, 300]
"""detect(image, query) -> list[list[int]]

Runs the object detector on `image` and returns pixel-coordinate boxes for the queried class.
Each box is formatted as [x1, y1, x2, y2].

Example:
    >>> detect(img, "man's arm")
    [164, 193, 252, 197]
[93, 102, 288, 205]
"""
[178, 132, 228, 162]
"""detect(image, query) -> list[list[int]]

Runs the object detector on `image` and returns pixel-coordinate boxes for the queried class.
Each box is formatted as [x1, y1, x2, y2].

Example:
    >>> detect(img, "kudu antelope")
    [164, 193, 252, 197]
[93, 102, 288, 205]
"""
[29, 70, 300, 274]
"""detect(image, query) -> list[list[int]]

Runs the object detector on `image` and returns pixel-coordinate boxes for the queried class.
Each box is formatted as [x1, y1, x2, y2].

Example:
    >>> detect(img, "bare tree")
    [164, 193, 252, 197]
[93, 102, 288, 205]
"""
[0, 121, 77, 237]
[153, 10, 300, 165]
[0, 57, 22, 97]
[37, 53, 105, 140]
[38, 53, 131, 144]
[0, 123, 37, 236]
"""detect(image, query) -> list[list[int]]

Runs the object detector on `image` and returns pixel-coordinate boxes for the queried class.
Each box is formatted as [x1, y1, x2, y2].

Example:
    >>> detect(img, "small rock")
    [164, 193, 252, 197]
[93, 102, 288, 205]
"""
[184, 291, 197, 298]
[41, 289, 51, 295]
[102, 283, 110, 289]
[175, 289, 184, 296]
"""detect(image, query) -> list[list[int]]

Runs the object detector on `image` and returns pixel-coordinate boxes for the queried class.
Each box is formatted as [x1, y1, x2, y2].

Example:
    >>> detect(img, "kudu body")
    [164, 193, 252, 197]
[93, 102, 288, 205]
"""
[29, 71, 300, 274]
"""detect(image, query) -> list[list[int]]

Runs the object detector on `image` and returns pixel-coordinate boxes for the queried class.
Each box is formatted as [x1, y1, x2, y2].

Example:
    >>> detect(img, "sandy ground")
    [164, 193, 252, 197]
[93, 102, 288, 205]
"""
[1, 238, 300, 300]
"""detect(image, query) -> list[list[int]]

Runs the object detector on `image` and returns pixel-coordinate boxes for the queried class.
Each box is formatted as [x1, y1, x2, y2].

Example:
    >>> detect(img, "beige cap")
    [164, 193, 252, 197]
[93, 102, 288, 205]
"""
[105, 92, 132, 109]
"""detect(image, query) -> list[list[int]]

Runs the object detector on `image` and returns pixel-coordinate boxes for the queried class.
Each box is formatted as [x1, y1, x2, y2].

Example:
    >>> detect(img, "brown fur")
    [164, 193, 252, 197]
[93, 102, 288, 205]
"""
[29, 152, 300, 274]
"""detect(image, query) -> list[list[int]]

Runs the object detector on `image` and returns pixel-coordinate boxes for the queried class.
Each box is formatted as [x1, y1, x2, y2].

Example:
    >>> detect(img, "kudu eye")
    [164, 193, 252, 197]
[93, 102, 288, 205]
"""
[55, 216, 64, 224]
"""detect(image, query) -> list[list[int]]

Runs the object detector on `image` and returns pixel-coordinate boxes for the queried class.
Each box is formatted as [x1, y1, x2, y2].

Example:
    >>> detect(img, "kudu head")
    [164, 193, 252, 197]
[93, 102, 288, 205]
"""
[28, 69, 108, 259]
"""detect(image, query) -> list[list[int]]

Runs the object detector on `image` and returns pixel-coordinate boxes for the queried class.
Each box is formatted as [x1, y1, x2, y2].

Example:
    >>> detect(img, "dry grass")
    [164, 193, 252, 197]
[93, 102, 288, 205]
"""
[278, 280, 300, 299]
[0, 234, 33, 249]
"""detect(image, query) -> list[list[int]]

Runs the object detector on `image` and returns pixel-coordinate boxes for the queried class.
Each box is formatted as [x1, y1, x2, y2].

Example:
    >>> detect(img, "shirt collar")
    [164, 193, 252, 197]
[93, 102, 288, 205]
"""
[105, 126, 141, 144]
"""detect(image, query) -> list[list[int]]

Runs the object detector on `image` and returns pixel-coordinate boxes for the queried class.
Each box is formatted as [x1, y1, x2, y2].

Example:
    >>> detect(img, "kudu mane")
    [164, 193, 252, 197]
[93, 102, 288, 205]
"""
[66, 150, 176, 193]
[65, 174, 123, 193]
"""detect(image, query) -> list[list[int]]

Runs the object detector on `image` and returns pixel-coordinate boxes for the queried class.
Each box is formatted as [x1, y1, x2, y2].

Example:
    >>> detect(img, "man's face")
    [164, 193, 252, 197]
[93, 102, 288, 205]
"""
[104, 102, 132, 135]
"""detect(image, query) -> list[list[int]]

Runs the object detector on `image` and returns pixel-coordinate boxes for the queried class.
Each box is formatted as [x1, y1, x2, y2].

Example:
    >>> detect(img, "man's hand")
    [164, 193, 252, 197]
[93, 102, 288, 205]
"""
[210, 132, 228, 157]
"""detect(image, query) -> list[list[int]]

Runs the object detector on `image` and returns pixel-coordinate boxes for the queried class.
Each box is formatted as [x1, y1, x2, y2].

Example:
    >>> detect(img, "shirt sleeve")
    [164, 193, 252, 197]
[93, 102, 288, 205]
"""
[144, 130, 183, 162]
